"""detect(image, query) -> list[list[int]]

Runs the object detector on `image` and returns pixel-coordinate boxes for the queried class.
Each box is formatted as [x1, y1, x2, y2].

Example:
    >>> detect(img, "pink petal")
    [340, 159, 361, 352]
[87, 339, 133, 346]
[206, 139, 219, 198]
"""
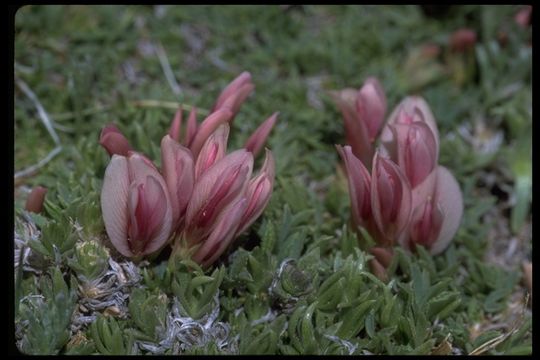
[235, 149, 275, 235]
[336, 145, 372, 228]
[408, 198, 444, 249]
[218, 82, 255, 116]
[391, 122, 438, 188]
[189, 108, 234, 159]
[357, 77, 387, 141]
[185, 149, 253, 242]
[212, 71, 253, 112]
[184, 107, 198, 147]
[127, 153, 173, 255]
[168, 107, 183, 142]
[371, 152, 412, 246]
[331, 89, 374, 168]
[194, 124, 230, 180]
[161, 135, 195, 227]
[101, 155, 132, 257]
[127, 175, 169, 255]
[126, 151, 159, 173]
[380, 96, 439, 158]
[25, 186, 47, 214]
[429, 166, 464, 255]
[244, 112, 278, 157]
[193, 197, 248, 267]
[99, 124, 133, 157]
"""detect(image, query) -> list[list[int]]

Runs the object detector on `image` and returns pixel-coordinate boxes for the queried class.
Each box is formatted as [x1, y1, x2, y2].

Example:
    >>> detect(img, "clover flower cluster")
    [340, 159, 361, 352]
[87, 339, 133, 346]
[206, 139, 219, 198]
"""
[99, 72, 277, 267]
[332, 77, 463, 277]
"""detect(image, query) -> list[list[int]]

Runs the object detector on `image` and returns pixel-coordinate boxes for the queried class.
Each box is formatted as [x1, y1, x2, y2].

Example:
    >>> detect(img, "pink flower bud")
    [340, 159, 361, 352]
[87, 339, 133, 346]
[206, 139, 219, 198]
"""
[101, 153, 172, 257]
[371, 152, 412, 246]
[331, 77, 387, 168]
[189, 108, 233, 159]
[236, 149, 275, 235]
[244, 112, 278, 157]
[192, 197, 248, 267]
[357, 77, 387, 142]
[99, 124, 132, 157]
[184, 149, 253, 244]
[336, 145, 372, 228]
[212, 71, 255, 116]
[515, 6, 532, 29]
[184, 107, 198, 146]
[391, 121, 438, 188]
[194, 124, 229, 180]
[161, 135, 195, 229]
[331, 88, 374, 168]
[25, 186, 47, 213]
[380, 96, 439, 162]
[168, 107, 183, 142]
[449, 28, 477, 53]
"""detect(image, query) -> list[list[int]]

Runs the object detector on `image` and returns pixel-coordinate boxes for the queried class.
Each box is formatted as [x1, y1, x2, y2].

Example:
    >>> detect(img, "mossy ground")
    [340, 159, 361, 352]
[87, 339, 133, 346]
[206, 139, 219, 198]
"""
[13, 5, 532, 355]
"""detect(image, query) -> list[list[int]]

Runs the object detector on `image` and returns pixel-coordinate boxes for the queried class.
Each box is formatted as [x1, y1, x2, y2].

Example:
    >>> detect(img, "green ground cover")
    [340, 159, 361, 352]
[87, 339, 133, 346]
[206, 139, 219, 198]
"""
[14, 5, 532, 355]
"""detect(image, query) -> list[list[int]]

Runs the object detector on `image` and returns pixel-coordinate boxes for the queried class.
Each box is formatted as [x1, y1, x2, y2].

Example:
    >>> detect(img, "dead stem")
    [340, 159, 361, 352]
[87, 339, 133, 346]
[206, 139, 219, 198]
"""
[15, 77, 63, 182]
[154, 41, 182, 96]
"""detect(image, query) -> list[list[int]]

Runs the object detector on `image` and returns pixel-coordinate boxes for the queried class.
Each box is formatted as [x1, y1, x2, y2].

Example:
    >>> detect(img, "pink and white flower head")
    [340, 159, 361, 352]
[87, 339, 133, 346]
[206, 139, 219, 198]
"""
[100, 72, 277, 266]
[335, 78, 463, 258]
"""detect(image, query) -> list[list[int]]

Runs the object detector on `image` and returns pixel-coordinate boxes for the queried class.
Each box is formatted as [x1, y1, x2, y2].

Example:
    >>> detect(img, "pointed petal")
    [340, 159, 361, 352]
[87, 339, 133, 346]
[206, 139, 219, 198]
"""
[392, 122, 438, 188]
[408, 197, 444, 249]
[219, 82, 255, 115]
[184, 107, 198, 146]
[193, 197, 248, 267]
[212, 71, 253, 112]
[99, 124, 132, 157]
[244, 112, 278, 157]
[101, 155, 132, 257]
[161, 135, 195, 226]
[194, 124, 230, 180]
[189, 108, 233, 159]
[399, 168, 438, 251]
[168, 107, 183, 142]
[429, 166, 463, 255]
[357, 77, 387, 141]
[332, 89, 374, 168]
[336, 145, 371, 228]
[371, 152, 412, 245]
[236, 149, 275, 235]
